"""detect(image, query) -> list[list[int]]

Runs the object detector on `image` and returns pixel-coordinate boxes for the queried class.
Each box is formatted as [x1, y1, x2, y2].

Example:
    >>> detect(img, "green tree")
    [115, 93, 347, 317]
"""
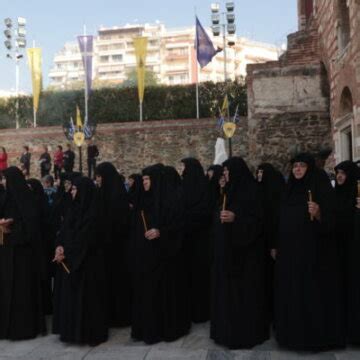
[120, 68, 159, 88]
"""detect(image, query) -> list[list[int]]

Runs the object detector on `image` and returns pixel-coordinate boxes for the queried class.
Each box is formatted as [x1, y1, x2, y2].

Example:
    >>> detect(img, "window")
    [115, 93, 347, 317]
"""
[337, 0, 351, 52]
[112, 54, 123, 62]
[100, 56, 109, 63]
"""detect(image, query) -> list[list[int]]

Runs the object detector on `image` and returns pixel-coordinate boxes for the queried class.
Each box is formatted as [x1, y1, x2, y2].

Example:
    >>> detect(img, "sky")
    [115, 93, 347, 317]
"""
[0, 0, 297, 93]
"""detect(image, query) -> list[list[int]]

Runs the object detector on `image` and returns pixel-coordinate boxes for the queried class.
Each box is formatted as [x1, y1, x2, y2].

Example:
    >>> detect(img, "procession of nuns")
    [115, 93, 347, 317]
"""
[0, 153, 359, 352]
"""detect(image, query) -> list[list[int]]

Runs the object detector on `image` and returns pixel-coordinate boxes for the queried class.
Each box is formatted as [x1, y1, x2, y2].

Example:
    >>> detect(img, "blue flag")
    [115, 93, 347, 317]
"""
[196, 16, 219, 68]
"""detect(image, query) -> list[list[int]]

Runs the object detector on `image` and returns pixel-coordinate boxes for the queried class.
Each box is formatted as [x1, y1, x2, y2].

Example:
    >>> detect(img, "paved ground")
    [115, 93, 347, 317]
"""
[0, 321, 359, 360]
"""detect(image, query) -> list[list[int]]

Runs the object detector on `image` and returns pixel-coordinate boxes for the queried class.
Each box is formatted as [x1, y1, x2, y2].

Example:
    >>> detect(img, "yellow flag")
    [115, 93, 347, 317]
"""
[134, 37, 148, 103]
[27, 48, 42, 112]
[221, 94, 229, 117]
[76, 106, 82, 129]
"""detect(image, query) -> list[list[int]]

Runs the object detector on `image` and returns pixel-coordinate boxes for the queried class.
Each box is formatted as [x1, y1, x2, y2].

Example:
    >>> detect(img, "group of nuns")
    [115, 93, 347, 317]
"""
[0, 153, 359, 352]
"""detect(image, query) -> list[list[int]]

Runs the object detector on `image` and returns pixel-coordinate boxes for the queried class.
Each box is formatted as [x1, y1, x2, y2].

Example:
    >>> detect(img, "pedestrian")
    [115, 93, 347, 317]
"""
[39, 145, 51, 178]
[63, 143, 75, 173]
[0, 147, 8, 172]
[87, 140, 99, 179]
[95, 162, 131, 327]
[52, 176, 108, 345]
[180, 157, 211, 323]
[20, 145, 31, 176]
[210, 157, 268, 349]
[256, 163, 285, 323]
[274, 153, 345, 350]
[54, 145, 64, 180]
[334, 161, 360, 344]
[0, 167, 46, 340]
[131, 164, 190, 344]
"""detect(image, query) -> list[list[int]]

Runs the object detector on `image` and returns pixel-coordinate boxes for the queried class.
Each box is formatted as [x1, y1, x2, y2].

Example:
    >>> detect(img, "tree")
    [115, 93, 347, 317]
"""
[120, 68, 159, 88]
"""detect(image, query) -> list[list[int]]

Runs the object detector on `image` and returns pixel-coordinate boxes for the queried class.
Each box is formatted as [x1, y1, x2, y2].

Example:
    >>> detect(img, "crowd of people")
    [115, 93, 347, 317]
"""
[0, 148, 359, 352]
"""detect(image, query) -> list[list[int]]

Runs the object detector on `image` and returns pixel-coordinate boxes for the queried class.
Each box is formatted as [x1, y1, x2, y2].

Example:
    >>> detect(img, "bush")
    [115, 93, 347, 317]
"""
[0, 80, 247, 129]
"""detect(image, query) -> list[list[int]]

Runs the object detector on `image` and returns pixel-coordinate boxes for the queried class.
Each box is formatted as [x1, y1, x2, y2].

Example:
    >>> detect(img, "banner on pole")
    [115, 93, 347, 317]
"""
[27, 48, 42, 113]
[134, 37, 148, 103]
[77, 35, 94, 94]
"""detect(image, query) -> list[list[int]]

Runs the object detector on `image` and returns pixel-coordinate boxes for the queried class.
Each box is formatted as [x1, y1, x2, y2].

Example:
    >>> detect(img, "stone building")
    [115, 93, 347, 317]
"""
[247, 0, 360, 171]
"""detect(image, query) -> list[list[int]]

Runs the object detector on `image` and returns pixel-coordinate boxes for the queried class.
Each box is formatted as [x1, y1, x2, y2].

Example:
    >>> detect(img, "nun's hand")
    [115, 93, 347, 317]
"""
[53, 246, 65, 263]
[145, 229, 160, 240]
[308, 201, 321, 221]
[356, 197, 360, 209]
[220, 210, 235, 223]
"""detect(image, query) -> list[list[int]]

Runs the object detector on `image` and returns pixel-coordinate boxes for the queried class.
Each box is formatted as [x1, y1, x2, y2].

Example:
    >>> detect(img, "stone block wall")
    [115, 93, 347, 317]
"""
[0, 117, 248, 178]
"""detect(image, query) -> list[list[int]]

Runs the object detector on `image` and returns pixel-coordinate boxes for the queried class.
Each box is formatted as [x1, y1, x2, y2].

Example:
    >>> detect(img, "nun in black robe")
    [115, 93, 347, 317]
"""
[131, 164, 190, 344]
[274, 153, 345, 351]
[52, 176, 108, 345]
[95, 162, 131, 327]
[27, 178, 54, 315]
[128, 173, 143, 210]
[210, 157, 268, 349]
[207, 165, 223, 211]
[0, 167, 46, 340]
[256, 163, 285, 322]
[347, 164, 360, 344]
[181, 158, 212, 323]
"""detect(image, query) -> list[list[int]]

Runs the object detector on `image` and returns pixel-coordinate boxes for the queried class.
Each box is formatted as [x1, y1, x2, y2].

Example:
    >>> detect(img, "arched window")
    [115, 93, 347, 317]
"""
[337, 0, 351, 52]
[339, 87, 353, 116]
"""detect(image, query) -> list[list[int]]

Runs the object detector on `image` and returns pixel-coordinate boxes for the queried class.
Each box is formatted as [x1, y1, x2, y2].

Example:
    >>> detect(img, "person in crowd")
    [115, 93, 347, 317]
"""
[42, 175, 57, 207]
[95, 162, 131, 327]
[0, 167, 46, 340]
[256, 163, 285, 322]
[87, 140, 99, 179]
[63, 144, 75, 173]
[0, 147, 8, 172]
[274, 153, 345, 351]
[181, 157, 211, 323]
[211, 157, 268, 349]
[207, 164, 223, 211]
[53, 145, 64, 180]
[335, 161, 360, 344]
[20, 145, 31, 176]
[128, 173, 143, 209]
[131, 163, 190, 344]
[27, 178, 54, 315]
[52, 176, 108, 345]
[39, 145, 52, 178]
[350, 187, 360, 343]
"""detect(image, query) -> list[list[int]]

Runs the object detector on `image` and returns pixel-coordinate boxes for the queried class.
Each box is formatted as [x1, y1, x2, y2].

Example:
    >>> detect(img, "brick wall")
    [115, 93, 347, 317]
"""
[0, 118, 248, 178]
[246, 0, 360, 167]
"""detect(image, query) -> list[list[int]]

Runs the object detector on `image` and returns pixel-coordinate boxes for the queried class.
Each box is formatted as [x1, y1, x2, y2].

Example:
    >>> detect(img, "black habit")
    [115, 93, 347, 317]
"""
[210, 157, 268, 349]
[52, 177, 108, 345]
[0, 167, 46, 340]
[274, 153, 344, 350]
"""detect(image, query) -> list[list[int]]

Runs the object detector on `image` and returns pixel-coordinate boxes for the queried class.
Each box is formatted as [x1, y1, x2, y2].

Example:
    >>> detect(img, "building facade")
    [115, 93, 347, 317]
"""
[247, 0, 360, 169]
[49, 22, 279, 89]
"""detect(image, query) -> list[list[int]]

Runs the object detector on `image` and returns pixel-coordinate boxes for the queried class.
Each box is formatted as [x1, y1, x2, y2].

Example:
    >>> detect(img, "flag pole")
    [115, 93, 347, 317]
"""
[194, 9, 200, 119]
[32, 40, 37, 128]
[83, 25, 89, 127]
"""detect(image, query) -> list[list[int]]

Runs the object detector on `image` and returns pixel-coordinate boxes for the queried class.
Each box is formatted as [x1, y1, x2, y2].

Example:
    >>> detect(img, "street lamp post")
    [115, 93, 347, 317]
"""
[3, 17, 27, 129]
[210, 2, 236, 157]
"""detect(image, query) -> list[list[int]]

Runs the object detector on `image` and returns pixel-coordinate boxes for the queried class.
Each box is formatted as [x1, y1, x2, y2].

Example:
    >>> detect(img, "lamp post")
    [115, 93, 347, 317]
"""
[210, 2, 236, 157]
[4, 17, 27, 129]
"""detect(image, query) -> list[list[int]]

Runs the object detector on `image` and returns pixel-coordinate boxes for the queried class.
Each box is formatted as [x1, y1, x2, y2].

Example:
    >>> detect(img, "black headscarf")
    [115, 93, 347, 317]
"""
[207, 165, 223, 210]
[27, 178, 49, 218]
[95, 162, 129, 239]
[223, 157, 255, 204]
[335, 161, 358, 199]
[3, 167, 39, 224]
[141, 163, 165, 228]
[128, 173, 143, 208]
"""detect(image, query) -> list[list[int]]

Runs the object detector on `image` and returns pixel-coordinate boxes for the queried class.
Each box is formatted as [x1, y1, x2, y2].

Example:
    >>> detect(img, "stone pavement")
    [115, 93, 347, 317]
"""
[0, 321, 359, 360]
